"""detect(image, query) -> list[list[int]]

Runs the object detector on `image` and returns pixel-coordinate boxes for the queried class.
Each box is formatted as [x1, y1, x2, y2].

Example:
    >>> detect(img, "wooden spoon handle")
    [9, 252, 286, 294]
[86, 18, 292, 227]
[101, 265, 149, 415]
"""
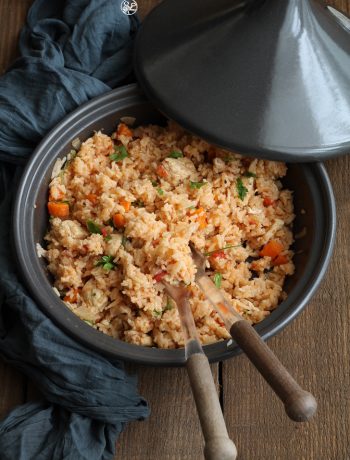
[186, 353, 237, 460]
[230, 320, 317, 422]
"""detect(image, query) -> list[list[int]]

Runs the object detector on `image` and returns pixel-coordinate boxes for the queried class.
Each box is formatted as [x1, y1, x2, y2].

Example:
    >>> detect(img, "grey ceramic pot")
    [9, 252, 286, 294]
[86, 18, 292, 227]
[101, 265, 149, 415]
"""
[13, 84, 336, 366]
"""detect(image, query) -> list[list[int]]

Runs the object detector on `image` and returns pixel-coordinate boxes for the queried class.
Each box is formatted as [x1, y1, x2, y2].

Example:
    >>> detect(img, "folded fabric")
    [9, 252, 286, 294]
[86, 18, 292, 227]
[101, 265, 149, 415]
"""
[0, 1, 149, 459]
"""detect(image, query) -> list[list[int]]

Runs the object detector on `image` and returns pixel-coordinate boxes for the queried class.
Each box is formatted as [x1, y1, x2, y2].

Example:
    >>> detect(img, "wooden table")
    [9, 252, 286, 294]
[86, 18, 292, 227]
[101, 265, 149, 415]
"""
[0, 1, 349, 459]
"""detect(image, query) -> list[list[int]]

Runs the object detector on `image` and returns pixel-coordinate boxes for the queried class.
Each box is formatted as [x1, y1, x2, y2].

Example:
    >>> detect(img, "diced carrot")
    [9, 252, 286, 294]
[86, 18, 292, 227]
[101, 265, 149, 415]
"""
[153, 270, 167, 282]
[117, 123, 133, 138]
[263, 196, 275, 207]
[120, 199, 131, 212]
[218, 302, 229, 314]
[47, 201, 69, 218]
[188, 207, 204, 216]
[197, 214, 207, 230]
[272, 254, 289, 266]
[210, 250, 227, 260]
[259, 239, 284, 258]
[113, 213, 126, 228]
[86, 193, 98, 204]
[64, 288, 79, 303]
[156, 164, 168, 178]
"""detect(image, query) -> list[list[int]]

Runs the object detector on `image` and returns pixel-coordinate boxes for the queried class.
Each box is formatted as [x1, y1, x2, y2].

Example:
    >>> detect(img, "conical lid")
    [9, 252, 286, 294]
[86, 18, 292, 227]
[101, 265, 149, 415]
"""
[134, 0, 350, 162]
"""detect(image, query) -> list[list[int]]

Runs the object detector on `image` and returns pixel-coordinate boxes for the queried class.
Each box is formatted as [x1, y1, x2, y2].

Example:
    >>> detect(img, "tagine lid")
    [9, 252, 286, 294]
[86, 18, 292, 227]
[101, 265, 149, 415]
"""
[134, 0, 350, 162]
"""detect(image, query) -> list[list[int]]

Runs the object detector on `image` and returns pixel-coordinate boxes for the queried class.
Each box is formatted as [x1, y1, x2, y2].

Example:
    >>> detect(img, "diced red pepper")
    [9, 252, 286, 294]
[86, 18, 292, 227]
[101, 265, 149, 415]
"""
[64, 288, 79, 303]
[210, 250, 227, 260]
[153, 271, 167, 282]
[263, 196, 275, 207]
[101, 227, 108, 238]
[156, 164, 168, 178]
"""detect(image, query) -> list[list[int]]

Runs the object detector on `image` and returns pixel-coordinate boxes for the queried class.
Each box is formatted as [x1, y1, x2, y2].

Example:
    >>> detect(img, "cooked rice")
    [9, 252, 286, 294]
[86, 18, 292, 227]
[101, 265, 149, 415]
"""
[43, 121, 295, 348]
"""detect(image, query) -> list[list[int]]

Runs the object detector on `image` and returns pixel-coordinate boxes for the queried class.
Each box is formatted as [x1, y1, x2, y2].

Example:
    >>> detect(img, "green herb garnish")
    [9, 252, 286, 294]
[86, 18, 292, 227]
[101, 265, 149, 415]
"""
[213, 273, 222, 289]
[223, 155, 234, 163]
[236, 178, 248, 200]
[156, 187, 164, 196]
[190, 181, 206, 190]
[109, 145, 128, 162]
[168, 150, 183, 159]
[96, 255, 116, 271]
[132, 199, 145, 208]
[108, 218, 116, 229]
[204, 244, 241, 256]
[153, 309, 162, 318]
[87, 220, 102, 234]
[243, 171, 256, 178]
[151, 180, 159, 186]
[121, 234, 129, 247]
[164, 298, 174, 312]
[104, 234, 112, 242]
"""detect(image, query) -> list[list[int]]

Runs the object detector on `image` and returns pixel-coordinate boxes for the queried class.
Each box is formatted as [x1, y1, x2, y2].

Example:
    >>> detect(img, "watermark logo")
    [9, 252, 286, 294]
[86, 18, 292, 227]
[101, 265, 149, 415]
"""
[121, 0, 138, 15]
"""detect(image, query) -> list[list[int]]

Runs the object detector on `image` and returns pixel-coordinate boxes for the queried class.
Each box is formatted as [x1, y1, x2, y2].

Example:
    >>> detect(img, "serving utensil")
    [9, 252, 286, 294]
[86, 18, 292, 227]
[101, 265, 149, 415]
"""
[163, 282, 237, 460]
[190, 244, 317, 422]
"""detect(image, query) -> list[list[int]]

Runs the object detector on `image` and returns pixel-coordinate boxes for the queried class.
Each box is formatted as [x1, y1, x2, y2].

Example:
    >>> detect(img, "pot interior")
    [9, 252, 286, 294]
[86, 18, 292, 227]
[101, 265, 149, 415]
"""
[14, 85, 335, 365]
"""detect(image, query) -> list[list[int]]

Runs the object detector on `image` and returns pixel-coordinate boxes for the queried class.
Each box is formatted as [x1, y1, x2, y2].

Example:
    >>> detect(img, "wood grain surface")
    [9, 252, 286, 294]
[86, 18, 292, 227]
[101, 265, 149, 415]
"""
[0, 1, 349, 460]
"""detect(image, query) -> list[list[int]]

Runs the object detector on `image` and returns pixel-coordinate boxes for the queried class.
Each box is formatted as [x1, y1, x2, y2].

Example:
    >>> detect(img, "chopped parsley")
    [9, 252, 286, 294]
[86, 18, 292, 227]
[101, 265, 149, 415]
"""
[168, 150, 183, 159]
[204, 244, 241, 256]
[87, 220, 102, 234]
[213, 273, 222, 289]
[121, 234, 129, 247]
[236, 178, 248, 200]
[164, 298, 174, 312]
[151, 180, 159, 186]
[110, 145, 128, 162]
[132, 199, 145, 208]
[223, 155, 234, 163]
[153, 309, 162, 318]
[190, 181, 206, 190]
[96, 255, 116, 271]
[156, 187, 164, 196]
[104, 234, 112, 242]
[243, 171, 256, 178]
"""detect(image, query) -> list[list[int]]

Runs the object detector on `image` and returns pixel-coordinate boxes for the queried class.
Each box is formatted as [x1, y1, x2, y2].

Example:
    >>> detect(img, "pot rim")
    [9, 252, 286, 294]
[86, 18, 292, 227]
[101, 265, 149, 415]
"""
[13, 84, 337, 366]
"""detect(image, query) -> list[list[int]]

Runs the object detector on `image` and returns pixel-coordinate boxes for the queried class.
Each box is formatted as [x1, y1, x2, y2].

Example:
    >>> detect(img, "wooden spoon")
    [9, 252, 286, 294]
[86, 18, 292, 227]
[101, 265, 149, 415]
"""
[163, 282, 237, 460]
[190, 244, 317, 422]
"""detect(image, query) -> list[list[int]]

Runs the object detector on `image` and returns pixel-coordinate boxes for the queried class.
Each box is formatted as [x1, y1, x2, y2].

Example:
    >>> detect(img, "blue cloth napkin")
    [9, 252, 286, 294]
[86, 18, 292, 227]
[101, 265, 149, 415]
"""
[0, 1, 149, 459]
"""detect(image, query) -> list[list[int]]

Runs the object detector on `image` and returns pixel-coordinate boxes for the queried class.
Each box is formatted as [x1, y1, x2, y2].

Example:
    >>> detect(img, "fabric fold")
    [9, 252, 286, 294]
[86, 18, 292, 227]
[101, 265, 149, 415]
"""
[0, 1, 147, 459]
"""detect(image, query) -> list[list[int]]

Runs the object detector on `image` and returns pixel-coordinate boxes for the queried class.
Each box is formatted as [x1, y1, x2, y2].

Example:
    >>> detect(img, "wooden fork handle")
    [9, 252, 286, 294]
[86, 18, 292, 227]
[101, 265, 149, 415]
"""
[186, 353, 237, 460]
[230, 320, 317, 422]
